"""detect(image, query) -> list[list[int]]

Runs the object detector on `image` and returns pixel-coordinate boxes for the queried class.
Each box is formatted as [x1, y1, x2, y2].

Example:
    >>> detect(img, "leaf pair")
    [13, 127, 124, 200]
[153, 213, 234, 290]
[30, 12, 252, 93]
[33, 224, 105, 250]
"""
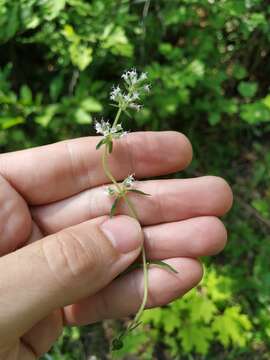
[110, 197, 119, 217]
[109, 189, 150, 217]
[96, 137, 113, 153]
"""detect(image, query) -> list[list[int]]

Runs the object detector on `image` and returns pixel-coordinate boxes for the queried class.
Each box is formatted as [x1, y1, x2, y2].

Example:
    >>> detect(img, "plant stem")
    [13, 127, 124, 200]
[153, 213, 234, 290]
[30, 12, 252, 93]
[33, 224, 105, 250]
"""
[123, 195, 148, 329]
[134, 246, 148, 324]
[102, 108, 149, 334]
[102, 145, 122, 192]
[112, 107, 122, 128]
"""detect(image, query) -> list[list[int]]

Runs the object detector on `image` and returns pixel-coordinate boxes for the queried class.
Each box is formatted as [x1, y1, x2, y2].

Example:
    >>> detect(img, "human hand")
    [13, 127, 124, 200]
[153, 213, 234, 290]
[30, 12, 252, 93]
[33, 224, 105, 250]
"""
[0, 131, 232, 359]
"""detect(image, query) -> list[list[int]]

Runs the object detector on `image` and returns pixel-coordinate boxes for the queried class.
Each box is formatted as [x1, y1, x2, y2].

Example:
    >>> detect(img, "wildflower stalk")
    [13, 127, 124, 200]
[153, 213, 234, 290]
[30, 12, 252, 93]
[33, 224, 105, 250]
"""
[94, 69, 174, 350]
[120, 190, 149, 331]
[101, 114, 149, 343]
[112, 107, 122, 128]
[102, 146, 120, 190]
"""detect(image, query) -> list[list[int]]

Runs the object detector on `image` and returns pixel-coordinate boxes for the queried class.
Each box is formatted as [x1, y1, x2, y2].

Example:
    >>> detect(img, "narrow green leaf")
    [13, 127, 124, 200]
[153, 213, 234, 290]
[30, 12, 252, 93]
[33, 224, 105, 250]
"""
[108, 140, 113, 153]
[128, 321, 142, 332]
[121, 262, 143, 276]
[110, 197, 119, 217]
[149, 260, 178, 274]
[96, 138, 106, 150]
[129, 189, 151, 196]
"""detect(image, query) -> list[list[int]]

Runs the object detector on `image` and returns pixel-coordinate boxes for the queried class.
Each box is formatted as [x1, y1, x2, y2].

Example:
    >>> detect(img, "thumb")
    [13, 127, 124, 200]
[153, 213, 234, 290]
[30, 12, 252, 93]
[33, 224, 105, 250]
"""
[0, 215, 143, 344]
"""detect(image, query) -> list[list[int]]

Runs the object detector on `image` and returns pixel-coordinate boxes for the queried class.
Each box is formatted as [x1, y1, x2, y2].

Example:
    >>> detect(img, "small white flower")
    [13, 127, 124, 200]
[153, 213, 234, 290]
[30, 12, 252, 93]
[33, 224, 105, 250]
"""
[139, 72, 147, 82]
[106, 186, 116, 196]
[129, 103, 143, 111]
[121, 72, 129, 82]
[110, 69, 150, 112]
[112, 123, 128, 138]
[110, 123, 120, 134]
[124, 94, 132, 102]
[123, 174, 135, 188]
[143, 84, 150, 92]
[95, 120, 111, 137]
[131, 92, 140, 100]
[95, 120, 127, 139]
[130, 70, 138, 84]
[121, 69, 141, 86]
[110, 85, 122, 101]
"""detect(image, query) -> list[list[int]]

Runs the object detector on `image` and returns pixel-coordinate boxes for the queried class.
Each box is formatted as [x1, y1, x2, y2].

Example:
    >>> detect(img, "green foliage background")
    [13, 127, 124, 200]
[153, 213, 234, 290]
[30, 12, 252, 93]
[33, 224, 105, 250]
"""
[1, 0, 270, 359]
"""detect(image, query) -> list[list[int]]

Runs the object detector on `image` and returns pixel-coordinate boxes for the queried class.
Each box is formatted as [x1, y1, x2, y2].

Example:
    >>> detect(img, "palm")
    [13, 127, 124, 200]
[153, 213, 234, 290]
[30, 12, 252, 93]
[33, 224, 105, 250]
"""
[0, 132, 232, 358]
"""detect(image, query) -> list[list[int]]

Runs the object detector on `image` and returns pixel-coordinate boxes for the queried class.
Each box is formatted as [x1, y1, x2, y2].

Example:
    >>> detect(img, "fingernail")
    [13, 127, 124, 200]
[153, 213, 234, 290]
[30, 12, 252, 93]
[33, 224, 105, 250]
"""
[100, 215, 142, 253]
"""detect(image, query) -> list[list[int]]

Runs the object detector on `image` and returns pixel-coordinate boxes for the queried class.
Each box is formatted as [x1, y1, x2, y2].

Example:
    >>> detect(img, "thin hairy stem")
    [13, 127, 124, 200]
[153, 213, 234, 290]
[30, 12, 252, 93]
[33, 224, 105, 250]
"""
[133, 246, 148, 325]
[123, 195, 149, 328]
[95, 69, 152, 351]
[102, 108, 149, 335]
[102, 146, 121, 191]
[112, 107, 122, 128]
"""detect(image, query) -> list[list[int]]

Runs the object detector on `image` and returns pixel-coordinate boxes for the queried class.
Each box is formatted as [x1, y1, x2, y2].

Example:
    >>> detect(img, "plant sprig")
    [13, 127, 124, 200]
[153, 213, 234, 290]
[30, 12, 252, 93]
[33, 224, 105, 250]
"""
[106, 174, 150, 217]
[94, 68, 177, 351]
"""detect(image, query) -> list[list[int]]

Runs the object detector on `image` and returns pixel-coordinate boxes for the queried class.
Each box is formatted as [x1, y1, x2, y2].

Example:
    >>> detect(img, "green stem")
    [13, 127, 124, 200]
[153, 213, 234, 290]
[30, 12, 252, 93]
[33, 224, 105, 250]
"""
[131, 244, 148, 328]
[112, 107, 122, 128]
[102, 145, 122, 192]
[103, 103, 149, 340]
[104, 167, 149, 332]
[122, 195, 148, 329]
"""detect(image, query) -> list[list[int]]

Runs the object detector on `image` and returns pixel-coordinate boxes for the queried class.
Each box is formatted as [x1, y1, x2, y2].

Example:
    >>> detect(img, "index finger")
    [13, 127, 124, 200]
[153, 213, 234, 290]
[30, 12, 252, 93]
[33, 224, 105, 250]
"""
[0, 131, 192, 205]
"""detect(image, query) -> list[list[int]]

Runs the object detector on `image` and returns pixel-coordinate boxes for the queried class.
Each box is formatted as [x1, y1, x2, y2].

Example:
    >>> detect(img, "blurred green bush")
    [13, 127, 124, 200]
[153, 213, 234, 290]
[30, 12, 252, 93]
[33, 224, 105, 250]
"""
[0, 0, 270, 359]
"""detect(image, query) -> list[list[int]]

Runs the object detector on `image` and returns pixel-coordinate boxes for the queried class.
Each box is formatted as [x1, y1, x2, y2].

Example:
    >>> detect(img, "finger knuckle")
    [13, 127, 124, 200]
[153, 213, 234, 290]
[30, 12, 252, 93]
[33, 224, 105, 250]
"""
[43, 229, 99, 288]
[58, 229, 98, 279]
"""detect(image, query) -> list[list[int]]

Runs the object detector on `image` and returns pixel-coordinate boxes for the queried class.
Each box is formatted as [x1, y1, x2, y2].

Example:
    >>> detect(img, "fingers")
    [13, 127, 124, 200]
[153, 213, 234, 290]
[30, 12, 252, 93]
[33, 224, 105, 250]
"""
[144, 216, 227, 259]
[23, 213, 210, 358]
[21, 310, 63, 359]
[0, 174, 32, 256]
[0, 131, 192, 205]
[0, 215, 143, 345]
[32, 176, 233, 234]
[63, 258, 203, 325]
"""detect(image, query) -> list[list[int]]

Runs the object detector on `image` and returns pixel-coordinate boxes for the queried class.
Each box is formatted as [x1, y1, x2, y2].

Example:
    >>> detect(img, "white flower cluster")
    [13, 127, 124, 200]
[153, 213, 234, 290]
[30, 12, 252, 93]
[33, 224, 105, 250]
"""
[122, 174, 135, 188]
[106, 186, 117, 196]
[106, 174, 136, 197]
[122, 69, 147, 86]
[95, 119, 127, 139]
[110, 69, 150, 112]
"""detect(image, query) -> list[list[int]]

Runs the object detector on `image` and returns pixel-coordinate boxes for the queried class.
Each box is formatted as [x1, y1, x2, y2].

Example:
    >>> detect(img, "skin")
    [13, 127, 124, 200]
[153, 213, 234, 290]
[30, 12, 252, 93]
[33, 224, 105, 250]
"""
[0, 131, 233, 359]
